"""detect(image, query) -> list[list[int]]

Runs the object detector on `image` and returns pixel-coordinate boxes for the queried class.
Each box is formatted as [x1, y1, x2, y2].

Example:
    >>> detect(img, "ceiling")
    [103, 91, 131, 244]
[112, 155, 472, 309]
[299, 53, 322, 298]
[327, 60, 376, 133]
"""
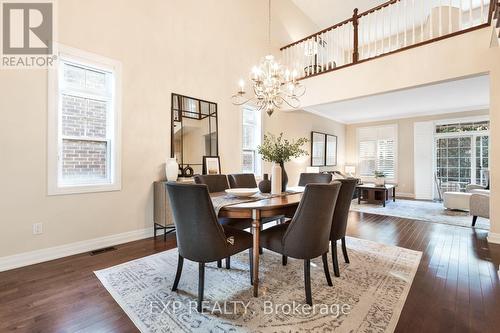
[303, 75, 490, 124]
[291, 0, 386, 30]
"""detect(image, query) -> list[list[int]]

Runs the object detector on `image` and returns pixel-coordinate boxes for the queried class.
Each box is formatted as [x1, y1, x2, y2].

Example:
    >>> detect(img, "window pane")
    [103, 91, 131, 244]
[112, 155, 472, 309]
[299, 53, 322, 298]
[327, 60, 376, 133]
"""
[63, 64, 85, 88]
[62, 95, 107, 139]
[242, 124, 254, 149]
[85, 69, 107, 91]
[242, 150, 255, 173]
[62, 139, 108, 184]
[241, 108, 261, 174]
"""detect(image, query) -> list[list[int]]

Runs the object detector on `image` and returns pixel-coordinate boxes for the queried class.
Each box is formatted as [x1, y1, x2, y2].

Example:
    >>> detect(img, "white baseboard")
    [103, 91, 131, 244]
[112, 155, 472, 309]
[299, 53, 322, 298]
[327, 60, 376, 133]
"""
[487, 232, 500, 245]
[0, 227, 154, 272]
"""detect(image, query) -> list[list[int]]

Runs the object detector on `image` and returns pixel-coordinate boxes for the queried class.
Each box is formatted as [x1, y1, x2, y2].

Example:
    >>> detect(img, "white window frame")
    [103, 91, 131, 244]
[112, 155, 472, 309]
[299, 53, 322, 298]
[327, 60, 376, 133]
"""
[240, 106, 263, 176]
[48, 44, 122, 195]
[356, 124, 398, 182]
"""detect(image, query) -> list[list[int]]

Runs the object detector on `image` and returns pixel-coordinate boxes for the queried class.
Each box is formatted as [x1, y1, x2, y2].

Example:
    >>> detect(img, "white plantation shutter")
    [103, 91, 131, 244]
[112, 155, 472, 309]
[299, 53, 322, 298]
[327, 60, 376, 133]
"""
[359, 140, 377, 176]
[357, 125, 397, 180]
[377, 139, 395, 178]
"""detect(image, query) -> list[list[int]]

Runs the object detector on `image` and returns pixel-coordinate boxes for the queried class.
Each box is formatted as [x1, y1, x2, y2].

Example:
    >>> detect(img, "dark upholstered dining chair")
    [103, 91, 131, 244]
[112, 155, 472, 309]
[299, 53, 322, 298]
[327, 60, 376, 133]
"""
[194, 174, 253, 268]
[194, 174, 230, 193]
[298, 173, 333, 186]
[260, 182, 341, 305]
[329, 178, 357, 277]
[228, 173, 258, 188]
[167, 182, 253, 312]
[228, 173, 285, 254]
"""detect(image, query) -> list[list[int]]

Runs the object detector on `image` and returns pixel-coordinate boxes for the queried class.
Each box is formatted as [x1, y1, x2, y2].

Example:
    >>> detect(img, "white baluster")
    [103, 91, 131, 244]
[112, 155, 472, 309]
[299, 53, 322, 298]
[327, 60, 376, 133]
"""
[396, 1, 400, 47]
[412, 0, 416, 45]
[449, 0, 452, 33]
[459, 0, 463, 30]
[389, 5, 392, 51]
[439, 0, 443, 37]
[429, 0, 433, 39]
[382, 7, 385, 53]
[480, 0, 484, 23]
[421, 0, 425, 42]
[404, 0, 407, 46]
[469, 0, 473, 27]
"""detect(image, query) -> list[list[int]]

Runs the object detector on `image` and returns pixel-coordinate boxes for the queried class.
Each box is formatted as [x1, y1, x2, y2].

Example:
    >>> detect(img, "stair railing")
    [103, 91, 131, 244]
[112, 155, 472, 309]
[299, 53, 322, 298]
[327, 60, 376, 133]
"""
[281, 0, 497, 80]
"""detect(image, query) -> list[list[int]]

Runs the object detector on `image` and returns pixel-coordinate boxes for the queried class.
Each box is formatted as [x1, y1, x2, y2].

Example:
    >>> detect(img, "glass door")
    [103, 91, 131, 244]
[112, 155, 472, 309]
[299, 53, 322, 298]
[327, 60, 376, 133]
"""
[436, 136, 472, 191]
[475, 135, 489, 186]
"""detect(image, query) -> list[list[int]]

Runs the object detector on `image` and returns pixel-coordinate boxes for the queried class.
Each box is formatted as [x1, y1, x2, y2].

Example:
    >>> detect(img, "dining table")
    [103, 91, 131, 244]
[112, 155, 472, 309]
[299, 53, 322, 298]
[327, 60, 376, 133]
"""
[210, 188, 304, 297]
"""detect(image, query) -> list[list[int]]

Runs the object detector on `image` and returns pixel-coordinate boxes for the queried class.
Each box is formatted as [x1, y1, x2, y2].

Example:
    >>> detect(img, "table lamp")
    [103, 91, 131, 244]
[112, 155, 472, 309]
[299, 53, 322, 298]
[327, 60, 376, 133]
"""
[345, 165, 356, 177]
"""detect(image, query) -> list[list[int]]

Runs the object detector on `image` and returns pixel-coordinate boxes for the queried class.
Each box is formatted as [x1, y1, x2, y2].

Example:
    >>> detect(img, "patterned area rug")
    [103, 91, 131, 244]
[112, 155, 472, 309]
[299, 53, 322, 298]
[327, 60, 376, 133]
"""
[95, 237, 421, 332]
[350, 199, 490, 230]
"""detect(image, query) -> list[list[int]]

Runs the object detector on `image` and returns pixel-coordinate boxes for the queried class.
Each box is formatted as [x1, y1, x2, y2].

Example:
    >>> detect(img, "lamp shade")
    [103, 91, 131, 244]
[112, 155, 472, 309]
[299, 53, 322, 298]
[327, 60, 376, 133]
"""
[345, 165, 356, 174]
[306, 166, 320, 173]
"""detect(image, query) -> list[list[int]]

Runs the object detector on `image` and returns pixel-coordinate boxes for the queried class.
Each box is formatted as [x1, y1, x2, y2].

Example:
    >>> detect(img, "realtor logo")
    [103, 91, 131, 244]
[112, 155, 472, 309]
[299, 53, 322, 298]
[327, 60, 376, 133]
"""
[1, 0, 56, 68]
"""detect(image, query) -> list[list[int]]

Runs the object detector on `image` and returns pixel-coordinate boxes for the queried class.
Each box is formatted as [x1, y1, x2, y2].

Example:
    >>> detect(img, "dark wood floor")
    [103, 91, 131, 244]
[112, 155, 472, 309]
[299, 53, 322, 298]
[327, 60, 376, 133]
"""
[1, 212, 499, 332]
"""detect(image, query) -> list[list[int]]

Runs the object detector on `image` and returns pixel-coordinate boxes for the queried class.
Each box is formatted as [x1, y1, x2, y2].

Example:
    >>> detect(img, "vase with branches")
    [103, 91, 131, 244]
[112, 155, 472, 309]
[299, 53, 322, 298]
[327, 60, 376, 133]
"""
[257, 132, 309, 192]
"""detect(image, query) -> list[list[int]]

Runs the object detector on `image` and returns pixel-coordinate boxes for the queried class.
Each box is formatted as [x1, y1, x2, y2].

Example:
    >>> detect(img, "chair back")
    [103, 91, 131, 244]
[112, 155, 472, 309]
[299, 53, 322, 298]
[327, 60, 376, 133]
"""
[283, 182, 341, 259]
[194, 174, 229, 193]
[330, 178, 357, 241]
[167, 182, 229, 262]
[298, 173, 332, 186]
[228, 173, 257, 188]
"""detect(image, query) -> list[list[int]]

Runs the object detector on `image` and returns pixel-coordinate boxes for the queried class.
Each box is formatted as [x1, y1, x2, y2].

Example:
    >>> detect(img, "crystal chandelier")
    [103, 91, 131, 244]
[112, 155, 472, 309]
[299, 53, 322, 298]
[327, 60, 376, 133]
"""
[231, 0, 305, 116]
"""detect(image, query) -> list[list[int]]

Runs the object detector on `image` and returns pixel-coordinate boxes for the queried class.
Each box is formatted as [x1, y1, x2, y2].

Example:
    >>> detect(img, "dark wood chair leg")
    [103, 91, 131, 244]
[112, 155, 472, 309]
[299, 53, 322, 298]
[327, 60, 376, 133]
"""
[249, 249, 253, 285]
[282, 255, 288, 266]
[197, 262, 205, 313]
[225, 257, 231, 269]
[341, 237, 350, 264]
[259, 225, 263, 254]
[472, 216, 478, 227]
[217, 260, 222, 268]
[304, 259, 312, 306]
[322, 253, 333, 286]
[171, 255, 184, 291]
[331, 240, 340, 277]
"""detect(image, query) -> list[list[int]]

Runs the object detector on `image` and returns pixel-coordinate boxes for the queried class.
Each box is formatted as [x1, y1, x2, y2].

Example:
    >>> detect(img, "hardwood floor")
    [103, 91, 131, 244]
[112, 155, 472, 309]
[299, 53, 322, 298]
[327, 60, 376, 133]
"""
[1, 212, 499, 332]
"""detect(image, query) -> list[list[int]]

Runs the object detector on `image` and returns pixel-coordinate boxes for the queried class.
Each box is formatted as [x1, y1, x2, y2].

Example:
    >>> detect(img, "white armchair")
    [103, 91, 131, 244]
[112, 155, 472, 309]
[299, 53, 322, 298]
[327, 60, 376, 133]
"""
[470, 193, 490, 227]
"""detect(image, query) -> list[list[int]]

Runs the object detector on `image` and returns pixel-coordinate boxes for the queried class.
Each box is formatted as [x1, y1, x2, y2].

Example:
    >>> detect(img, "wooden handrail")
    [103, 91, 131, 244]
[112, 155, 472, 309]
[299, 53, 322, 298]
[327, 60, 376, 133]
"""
[279, 17, 353, 51]
[357, 0, 401, 18]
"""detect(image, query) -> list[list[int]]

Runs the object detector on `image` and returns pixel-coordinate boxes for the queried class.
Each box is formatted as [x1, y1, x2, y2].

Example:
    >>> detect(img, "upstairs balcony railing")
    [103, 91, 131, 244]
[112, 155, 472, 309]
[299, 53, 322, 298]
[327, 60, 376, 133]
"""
[280, 0, 498, 80]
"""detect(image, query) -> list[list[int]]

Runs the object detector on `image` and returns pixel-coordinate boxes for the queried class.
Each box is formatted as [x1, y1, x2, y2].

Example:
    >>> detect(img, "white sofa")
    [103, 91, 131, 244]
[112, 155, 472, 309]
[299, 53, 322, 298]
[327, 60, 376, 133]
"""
[443, 192, 471, 211]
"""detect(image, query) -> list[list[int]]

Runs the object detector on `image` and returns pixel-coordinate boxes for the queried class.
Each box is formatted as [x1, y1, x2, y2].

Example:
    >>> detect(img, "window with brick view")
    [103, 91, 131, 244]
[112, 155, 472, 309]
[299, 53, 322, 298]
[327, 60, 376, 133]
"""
[49, 47, 121, 195]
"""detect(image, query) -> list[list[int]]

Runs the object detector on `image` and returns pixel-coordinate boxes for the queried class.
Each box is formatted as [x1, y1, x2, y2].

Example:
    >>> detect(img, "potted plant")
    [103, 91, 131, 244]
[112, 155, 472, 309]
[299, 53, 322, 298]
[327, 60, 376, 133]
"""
[374, 171, 386, 186]
[258, 132, 308, 192]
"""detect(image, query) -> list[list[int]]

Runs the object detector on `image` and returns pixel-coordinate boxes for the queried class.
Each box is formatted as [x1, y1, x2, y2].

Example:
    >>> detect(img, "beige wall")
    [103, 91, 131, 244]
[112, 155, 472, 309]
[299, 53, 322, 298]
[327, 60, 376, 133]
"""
[345, 109, 489, 196]
[0, 0, 323, 258]
[264, 110, 346, 186]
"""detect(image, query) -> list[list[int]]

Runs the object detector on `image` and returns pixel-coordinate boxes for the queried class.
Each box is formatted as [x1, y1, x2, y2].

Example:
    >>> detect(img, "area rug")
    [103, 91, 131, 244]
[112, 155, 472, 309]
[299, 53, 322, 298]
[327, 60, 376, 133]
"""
[350, 199, 490, 230]
[95, 237, 421, 332]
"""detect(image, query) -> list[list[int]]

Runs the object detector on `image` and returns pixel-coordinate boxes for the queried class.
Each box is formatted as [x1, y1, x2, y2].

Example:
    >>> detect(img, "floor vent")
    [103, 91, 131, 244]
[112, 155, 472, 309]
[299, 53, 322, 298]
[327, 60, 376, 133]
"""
[90, 246, 117, 256]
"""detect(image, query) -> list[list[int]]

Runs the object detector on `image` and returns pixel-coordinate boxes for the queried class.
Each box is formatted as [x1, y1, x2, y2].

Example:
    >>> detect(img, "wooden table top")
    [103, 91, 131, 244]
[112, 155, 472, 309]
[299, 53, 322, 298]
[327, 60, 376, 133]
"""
[211, 192, 304, 211]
